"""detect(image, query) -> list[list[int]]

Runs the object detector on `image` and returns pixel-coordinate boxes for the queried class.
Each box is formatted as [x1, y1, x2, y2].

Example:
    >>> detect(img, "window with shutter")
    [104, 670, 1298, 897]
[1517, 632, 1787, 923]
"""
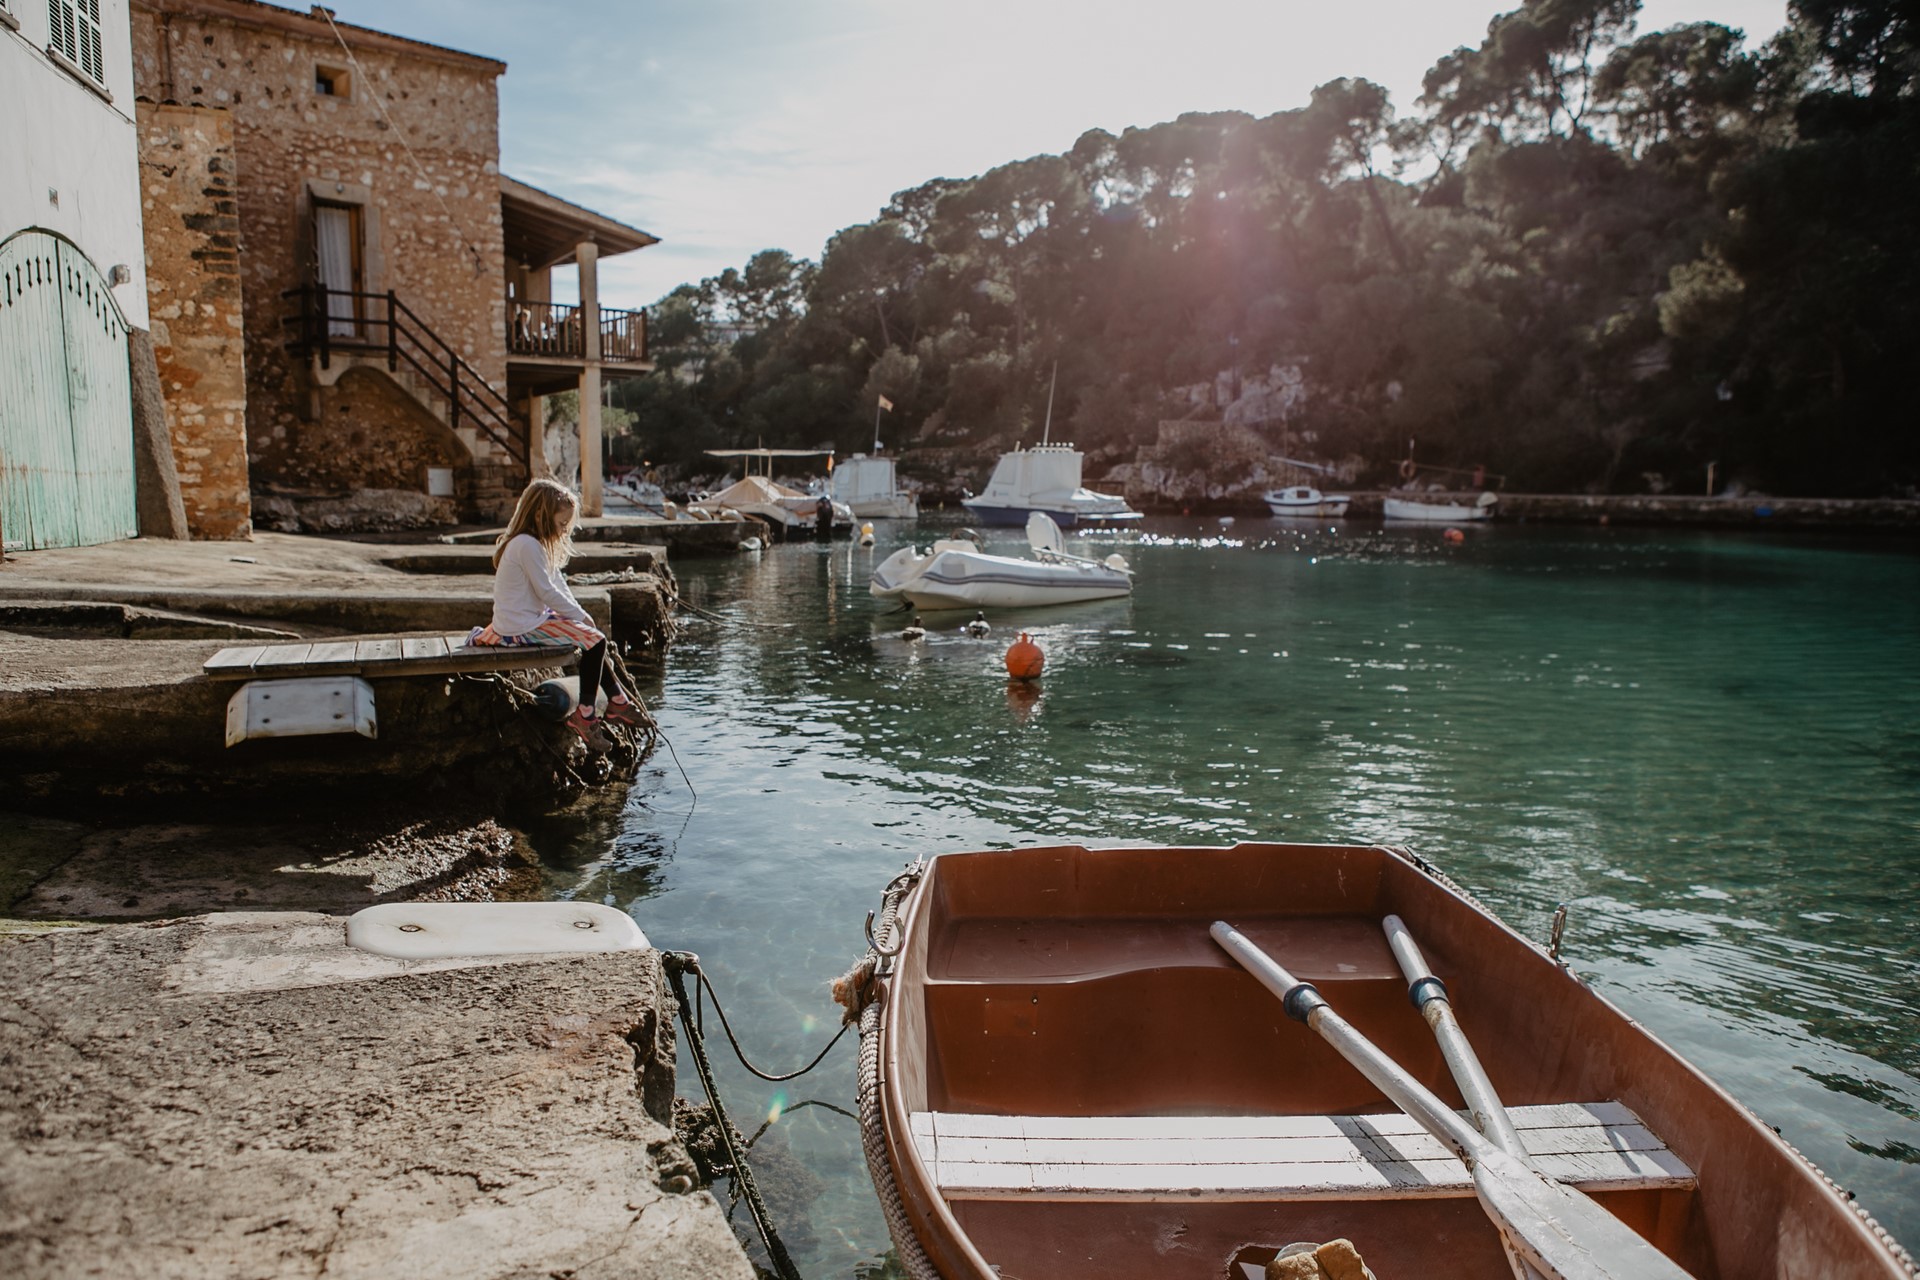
[45, 0, 106, 86]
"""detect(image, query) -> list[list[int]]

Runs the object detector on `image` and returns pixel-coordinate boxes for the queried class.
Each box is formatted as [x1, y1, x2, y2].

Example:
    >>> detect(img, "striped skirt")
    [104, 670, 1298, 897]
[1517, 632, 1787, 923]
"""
[467, 610, 604, 648]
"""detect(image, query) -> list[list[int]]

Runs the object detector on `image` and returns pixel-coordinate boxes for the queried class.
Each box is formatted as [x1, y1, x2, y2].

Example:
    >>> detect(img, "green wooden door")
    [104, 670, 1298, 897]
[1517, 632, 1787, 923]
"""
[0, 230, 134, 550]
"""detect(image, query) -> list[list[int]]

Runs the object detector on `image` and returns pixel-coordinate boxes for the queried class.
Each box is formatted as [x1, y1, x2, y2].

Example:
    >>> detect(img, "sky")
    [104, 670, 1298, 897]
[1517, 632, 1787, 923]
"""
[330, 0, 1792, 312]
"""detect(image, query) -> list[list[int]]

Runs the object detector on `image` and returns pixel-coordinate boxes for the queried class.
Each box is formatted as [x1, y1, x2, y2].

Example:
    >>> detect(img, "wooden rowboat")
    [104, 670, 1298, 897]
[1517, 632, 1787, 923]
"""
[869, 843, 1913, 1279]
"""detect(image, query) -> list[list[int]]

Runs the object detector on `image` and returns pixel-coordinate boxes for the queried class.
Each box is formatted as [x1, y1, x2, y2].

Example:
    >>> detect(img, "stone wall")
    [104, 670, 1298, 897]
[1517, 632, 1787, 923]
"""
[137, 101, 252, 540]
[129, 0, 515, 518]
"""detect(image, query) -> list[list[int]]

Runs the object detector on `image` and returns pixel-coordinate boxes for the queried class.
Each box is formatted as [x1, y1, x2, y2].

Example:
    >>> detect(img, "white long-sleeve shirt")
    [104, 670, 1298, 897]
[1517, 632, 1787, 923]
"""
[491, 533, 590, 635]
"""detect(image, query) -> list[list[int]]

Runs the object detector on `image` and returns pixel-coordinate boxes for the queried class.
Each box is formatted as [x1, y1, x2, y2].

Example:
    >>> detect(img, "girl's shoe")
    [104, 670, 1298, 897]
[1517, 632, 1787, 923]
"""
[603, 698, 648, 728]
[564, 706, 615, 752]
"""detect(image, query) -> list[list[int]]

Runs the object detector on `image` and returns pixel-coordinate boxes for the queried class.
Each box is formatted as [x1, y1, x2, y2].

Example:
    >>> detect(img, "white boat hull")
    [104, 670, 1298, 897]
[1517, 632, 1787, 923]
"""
[1263, 487, 1350, 518]
[871, 544, 1131, 610]
[847, 494, 919, 519]
[1383, 494, 1498, 522]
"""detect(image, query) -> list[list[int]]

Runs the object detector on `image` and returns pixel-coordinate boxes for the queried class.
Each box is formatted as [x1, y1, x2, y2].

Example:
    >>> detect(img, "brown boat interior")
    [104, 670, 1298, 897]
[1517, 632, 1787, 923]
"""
[883, 844, 1906, 1280]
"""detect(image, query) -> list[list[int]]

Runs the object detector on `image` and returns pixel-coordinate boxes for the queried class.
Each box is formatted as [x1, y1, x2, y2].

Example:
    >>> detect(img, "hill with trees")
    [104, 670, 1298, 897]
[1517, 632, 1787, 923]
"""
[614, 0, 1918, 498]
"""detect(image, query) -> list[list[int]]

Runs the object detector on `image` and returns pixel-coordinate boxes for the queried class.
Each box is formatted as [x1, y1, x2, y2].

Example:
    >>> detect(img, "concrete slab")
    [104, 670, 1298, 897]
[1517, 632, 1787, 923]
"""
[0, 914, 754, 1280]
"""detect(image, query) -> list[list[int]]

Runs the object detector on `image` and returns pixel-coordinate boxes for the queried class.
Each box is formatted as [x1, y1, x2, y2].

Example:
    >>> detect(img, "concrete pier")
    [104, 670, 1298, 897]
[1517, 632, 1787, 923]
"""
[0, 913, 753, 1279]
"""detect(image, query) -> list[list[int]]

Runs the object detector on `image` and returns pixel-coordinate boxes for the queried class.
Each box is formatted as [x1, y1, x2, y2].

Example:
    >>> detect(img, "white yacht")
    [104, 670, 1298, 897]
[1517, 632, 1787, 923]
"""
[960, 444, 1140, 528]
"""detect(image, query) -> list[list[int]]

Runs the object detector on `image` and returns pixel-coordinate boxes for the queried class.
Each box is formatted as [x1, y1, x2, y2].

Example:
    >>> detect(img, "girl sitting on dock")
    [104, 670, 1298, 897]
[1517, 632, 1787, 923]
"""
[470, 478, 643, 752]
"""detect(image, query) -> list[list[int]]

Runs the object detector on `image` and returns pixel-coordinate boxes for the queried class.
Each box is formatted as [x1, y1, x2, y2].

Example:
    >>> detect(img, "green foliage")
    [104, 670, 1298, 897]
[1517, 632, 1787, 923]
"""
[615, 0, 1918, 496]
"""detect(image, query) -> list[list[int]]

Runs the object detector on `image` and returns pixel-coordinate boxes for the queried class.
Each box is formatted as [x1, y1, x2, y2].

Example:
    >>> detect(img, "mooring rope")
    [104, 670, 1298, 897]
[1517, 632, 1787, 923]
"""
[662, 951, 805, 1280]
[844, 864, 944, 1280]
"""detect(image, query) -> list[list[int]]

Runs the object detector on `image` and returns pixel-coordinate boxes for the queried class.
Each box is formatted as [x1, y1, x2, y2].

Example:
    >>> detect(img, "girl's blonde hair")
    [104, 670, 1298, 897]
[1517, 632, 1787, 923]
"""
[494, 477, 579, 571]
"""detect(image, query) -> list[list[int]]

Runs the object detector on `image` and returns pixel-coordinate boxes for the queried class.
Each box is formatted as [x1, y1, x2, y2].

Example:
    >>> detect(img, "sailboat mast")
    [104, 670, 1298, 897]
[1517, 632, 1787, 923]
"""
[1041, 361, 1058, 447]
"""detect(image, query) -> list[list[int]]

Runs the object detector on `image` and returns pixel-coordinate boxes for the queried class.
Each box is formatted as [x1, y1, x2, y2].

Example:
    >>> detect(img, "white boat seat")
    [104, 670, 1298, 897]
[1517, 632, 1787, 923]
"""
[910, 1101, 1695, 1201]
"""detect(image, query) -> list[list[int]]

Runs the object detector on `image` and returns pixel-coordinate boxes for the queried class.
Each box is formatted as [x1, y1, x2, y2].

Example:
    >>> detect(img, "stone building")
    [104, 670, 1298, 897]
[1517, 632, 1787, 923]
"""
[128, 0, 656, 534]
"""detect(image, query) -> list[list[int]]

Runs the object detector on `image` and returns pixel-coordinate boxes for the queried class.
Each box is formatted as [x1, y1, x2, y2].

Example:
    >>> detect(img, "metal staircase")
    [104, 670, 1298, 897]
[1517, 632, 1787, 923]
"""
[282, 287, 528, 476]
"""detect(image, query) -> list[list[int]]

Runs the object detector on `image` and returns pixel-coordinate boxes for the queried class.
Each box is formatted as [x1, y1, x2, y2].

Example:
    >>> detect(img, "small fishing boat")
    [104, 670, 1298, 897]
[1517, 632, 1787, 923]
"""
[1264, 485, 1351, 518]
[833, 453, 919, 519]
[869, 514, 1132, 610]
[687, 449, 854, 531]
[1383, 491, 1499, 523]
[858, 842, 1913, 1280]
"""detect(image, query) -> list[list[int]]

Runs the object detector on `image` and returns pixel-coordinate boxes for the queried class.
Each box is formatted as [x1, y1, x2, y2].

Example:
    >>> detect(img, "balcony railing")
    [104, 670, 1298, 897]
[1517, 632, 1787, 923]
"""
[601, 307, 647, 362]
[508, 296, 648, 363]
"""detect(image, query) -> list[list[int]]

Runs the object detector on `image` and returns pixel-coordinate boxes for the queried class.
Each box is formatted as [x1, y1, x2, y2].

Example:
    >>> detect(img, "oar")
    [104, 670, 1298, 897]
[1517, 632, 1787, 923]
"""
[1210, 921, 1695, 1280]
[1382, 913, 1544, 1280]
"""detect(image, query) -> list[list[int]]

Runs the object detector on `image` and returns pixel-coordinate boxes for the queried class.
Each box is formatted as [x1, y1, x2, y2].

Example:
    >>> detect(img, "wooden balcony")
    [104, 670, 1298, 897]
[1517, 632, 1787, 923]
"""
[507, 297, 648, 364]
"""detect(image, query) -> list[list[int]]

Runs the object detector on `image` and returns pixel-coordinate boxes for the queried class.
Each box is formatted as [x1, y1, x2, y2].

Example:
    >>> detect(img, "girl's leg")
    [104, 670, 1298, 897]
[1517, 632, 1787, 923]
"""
[577, 639, 608, 713]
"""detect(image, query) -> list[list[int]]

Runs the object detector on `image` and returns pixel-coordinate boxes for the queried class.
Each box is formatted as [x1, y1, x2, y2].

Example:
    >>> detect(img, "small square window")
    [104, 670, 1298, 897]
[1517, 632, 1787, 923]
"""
[315, 64, 349, 98]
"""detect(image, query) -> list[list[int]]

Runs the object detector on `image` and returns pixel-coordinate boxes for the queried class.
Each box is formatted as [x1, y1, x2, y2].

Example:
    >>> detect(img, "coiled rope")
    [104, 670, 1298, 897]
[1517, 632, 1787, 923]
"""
[839, 864, 943, 1280]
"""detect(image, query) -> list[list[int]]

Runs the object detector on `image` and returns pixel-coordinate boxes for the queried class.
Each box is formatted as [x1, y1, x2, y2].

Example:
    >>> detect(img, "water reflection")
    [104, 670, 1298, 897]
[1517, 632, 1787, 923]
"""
[532, 520, 1920, 1273]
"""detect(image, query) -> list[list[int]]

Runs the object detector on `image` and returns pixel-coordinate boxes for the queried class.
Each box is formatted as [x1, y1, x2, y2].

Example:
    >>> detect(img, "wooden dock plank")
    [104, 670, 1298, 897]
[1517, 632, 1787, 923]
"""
[401, 636, 449, 662]
[250, 644, 315, 671]
[203, 645, 267, 676]
[204, 634, 581, 681]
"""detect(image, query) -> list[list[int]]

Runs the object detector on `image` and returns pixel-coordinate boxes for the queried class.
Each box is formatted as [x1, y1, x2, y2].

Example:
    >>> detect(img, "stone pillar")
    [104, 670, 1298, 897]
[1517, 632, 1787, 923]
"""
[526, 391, 548, 480]
[576, 240, 602, 516]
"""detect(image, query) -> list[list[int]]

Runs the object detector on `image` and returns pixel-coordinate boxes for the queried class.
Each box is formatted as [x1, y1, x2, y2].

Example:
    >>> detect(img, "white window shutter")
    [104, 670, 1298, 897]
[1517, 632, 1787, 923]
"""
[77, 0, 102, 82]
[45, 0, 104, 84]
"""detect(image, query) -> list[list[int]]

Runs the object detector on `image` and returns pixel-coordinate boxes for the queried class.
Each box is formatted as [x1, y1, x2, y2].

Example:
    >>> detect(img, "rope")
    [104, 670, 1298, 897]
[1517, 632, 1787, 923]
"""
[662, 952, 804, 1280]
[851, 865, 944, 1280]
[683, 963, 850, 1083]
[315, 8, 491, 276]
[671, 591, 794, 630]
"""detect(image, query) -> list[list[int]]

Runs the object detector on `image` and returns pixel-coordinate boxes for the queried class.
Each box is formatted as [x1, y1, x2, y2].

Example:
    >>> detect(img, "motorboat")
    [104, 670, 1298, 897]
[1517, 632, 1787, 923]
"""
[604, 473, 667, 514]
[860, 841, 1913, 1280]
[833, 453, 919, 519]
[1383, 491, 1499, 523]
[686, 449, 854, 531]
[869, 513, 1132, 610]
[1263, 485, 1351, 518]
[961, 444, 1141, 528]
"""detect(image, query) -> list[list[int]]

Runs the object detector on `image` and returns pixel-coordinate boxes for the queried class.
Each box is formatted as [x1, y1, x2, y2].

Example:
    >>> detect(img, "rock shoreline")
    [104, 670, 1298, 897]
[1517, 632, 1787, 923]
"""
[0, 913, 753, 1280]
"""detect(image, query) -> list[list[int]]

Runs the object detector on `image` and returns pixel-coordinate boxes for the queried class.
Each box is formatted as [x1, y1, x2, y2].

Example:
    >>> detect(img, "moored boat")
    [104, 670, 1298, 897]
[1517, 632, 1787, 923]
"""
[833, 453, 919, 519]
[859, 842, 1913, 1280]
[869, 514, 1132, 610]
[1264, 485, 1351, 518]
[687, 449, 854, 531]
[1383, 491, 1499, 522]
[961, 443, 1141, 527]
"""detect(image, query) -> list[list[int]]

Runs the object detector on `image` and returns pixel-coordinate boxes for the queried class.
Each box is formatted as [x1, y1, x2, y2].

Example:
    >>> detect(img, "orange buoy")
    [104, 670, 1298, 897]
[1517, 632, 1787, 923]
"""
[1443, 527, 1465, 544]
[1004, 632, 1045, 680]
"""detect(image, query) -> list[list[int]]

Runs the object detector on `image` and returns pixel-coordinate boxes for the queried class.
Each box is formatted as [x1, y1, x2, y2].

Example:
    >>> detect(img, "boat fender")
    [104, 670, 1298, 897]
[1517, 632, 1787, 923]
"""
[1281, 979, 1328, 1024]
[1103, 553, 1129, 572]
[1406, 975, 1448, 1009]
[1400, 459, 1417, 480]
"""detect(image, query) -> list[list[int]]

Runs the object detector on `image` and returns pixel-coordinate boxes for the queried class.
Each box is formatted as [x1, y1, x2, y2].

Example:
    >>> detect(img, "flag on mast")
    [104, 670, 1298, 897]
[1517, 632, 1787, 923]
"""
[877, 394, 894, 412]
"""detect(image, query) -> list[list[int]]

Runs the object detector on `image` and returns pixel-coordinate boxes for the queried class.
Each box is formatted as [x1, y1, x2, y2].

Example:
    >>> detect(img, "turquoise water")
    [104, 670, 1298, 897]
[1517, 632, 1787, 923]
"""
[533, 518, 1920, 1275]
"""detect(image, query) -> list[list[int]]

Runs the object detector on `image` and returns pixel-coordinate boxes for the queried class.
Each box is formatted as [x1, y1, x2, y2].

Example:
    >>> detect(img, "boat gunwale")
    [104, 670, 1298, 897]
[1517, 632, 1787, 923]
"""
[875, 842, 1916, 1280]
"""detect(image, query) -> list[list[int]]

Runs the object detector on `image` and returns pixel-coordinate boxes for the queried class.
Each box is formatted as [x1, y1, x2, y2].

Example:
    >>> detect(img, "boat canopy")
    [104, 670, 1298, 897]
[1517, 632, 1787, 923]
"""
[978, 445, 1087, 505]
[703, 475, 808, 506]
[831, 454, 900, 504]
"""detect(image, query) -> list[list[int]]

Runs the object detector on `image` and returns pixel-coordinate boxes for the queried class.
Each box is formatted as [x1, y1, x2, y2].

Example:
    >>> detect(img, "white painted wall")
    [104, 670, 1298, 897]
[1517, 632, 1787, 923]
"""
[0, 0, 148, 327]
